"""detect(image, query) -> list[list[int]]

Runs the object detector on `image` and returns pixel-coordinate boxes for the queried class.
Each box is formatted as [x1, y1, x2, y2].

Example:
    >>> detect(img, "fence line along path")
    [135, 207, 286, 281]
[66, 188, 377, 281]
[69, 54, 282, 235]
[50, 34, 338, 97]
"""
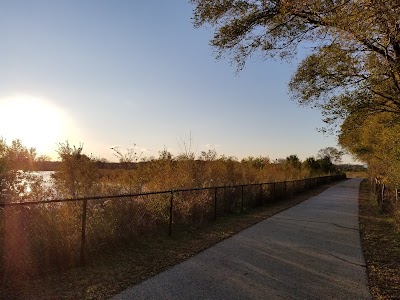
[0, 174, 345, 279]
[113, 178, 371, 300]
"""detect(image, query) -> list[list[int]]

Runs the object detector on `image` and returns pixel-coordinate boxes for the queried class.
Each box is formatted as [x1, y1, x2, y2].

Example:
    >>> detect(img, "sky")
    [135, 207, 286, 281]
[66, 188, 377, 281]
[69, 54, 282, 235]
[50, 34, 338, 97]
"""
[0, 1, 355, 163]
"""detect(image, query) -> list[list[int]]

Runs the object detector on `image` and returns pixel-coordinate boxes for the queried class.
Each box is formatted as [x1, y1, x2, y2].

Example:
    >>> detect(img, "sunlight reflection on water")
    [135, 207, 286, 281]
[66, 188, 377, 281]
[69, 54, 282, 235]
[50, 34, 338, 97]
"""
[23, 171, 54, 194]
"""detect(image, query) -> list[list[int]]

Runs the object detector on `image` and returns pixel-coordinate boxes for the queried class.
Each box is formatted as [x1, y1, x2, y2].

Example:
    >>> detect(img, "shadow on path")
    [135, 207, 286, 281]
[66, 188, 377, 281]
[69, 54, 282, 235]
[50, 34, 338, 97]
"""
[112, 178, 371, 300]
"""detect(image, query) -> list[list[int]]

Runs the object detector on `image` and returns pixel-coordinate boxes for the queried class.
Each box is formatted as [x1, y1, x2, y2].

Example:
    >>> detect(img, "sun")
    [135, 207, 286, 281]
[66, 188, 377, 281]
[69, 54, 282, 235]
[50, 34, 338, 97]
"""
[0, 94, 67, 157]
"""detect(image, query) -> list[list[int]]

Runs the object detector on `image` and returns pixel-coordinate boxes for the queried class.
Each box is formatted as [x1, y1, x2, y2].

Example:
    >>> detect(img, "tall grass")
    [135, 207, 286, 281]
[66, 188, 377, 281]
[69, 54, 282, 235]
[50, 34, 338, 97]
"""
[1, 143, 342, 282]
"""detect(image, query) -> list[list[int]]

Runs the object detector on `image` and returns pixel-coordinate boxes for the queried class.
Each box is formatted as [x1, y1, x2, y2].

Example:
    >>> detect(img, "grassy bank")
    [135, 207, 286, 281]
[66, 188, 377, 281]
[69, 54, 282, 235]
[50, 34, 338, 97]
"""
[359, 179, 400, 299]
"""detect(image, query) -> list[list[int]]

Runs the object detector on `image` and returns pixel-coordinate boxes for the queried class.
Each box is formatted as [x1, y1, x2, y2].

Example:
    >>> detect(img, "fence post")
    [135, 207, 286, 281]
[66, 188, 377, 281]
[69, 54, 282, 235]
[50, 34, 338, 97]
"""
[284, 181, 287, 198]
[292, 181, 295, 197]
[272, 182, 276, 202]
[259, 184, 263, 207]
[214, 188, 217, 220]
[241, 185, 244, 212]
[80, 199, 88, 266]
[0, 202, 5, 282]
[168, 191, 174, 236]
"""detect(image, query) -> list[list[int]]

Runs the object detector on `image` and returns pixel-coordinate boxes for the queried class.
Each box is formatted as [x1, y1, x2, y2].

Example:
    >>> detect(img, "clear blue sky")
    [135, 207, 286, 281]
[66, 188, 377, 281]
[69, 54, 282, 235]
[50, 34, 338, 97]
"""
[0, 1, 353, 163]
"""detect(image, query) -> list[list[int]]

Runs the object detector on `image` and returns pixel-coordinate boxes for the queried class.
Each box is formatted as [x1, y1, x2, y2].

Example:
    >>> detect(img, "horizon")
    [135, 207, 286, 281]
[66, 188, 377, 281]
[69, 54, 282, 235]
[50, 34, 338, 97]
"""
[0, 1, 356, 164]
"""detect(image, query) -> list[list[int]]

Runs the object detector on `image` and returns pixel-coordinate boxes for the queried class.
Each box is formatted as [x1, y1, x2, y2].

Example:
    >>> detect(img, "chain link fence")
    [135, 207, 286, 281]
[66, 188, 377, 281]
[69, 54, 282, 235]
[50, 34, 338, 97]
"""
[372, 178, 400, 213]
[0, 174, 345, 280]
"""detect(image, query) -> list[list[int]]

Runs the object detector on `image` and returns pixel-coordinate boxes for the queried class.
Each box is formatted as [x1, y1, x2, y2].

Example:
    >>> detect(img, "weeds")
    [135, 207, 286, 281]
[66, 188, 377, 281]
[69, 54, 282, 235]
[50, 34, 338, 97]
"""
[0, 139, 344, 287]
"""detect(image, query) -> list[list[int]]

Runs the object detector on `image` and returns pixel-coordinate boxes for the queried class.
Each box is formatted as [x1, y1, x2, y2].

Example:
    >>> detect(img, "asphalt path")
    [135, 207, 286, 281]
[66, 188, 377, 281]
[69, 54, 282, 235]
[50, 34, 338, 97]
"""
[112, 178, 371, 300]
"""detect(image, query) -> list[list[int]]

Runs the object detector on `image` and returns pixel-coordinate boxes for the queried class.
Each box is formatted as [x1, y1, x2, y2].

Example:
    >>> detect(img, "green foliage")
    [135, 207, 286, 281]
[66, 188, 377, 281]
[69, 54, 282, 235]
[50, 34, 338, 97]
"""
[192, 0, 400, 123]
[302, 151, 340, 175]
[286, 155, 301, 169]
[191, 0, 400, 215]
[303, 157, 319, 172]
[318, 156, 335, 174]
[340, 113, 400, 186]
[339, 111, 400, 215]
[317, 147, 344, 164]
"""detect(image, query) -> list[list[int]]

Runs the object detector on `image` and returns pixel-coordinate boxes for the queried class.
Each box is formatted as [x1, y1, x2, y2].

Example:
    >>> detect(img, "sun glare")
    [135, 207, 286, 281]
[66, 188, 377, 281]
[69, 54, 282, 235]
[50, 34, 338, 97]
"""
[0, 94, 67, 157]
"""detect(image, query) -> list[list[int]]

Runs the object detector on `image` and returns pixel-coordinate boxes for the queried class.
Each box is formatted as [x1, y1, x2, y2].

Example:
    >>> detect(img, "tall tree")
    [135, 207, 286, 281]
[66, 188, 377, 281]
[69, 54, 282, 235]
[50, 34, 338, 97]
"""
[339, 112, 400, 186]
[286, 154, 301, 169]
[317, 147, 344, 164]
[191, 0, 400, 124]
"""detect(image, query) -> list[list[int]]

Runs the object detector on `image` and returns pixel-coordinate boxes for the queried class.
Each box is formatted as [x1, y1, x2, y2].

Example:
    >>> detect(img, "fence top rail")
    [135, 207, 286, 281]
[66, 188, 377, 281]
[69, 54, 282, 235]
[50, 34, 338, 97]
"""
[0, 174, 345, 207]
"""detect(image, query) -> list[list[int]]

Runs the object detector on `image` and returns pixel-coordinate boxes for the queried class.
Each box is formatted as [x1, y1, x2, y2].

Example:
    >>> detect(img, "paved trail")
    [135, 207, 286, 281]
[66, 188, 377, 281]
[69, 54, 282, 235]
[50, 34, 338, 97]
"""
[112, 178, 371, 300]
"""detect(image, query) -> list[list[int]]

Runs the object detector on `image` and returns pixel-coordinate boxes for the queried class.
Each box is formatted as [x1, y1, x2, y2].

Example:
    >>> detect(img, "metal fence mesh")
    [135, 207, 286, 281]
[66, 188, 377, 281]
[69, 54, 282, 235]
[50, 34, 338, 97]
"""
[0, 174, 345, 279]
[85, 194, 171, 257]
[1, 201, 81, 278]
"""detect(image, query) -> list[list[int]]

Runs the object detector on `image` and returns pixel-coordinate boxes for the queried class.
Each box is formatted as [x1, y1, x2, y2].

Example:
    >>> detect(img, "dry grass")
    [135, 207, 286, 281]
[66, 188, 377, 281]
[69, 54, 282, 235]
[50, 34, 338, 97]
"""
[346, 171, 368, 178]
[1, 181, 344, 300]
[359, 179, 400, 299]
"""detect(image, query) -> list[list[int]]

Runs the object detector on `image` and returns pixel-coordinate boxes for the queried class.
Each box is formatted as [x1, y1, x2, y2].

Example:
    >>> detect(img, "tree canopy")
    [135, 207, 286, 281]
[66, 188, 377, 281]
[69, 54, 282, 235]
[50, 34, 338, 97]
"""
[192, 1, 400, 191]
[317, 147, 344, 164]
[191, 0, 400, 123]
[339, 112, 400, 186]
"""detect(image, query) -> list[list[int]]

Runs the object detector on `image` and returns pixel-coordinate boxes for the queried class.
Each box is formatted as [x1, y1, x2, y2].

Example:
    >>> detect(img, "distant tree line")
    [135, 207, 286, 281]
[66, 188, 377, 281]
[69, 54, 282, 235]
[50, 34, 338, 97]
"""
[0, 138, 347, 201]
